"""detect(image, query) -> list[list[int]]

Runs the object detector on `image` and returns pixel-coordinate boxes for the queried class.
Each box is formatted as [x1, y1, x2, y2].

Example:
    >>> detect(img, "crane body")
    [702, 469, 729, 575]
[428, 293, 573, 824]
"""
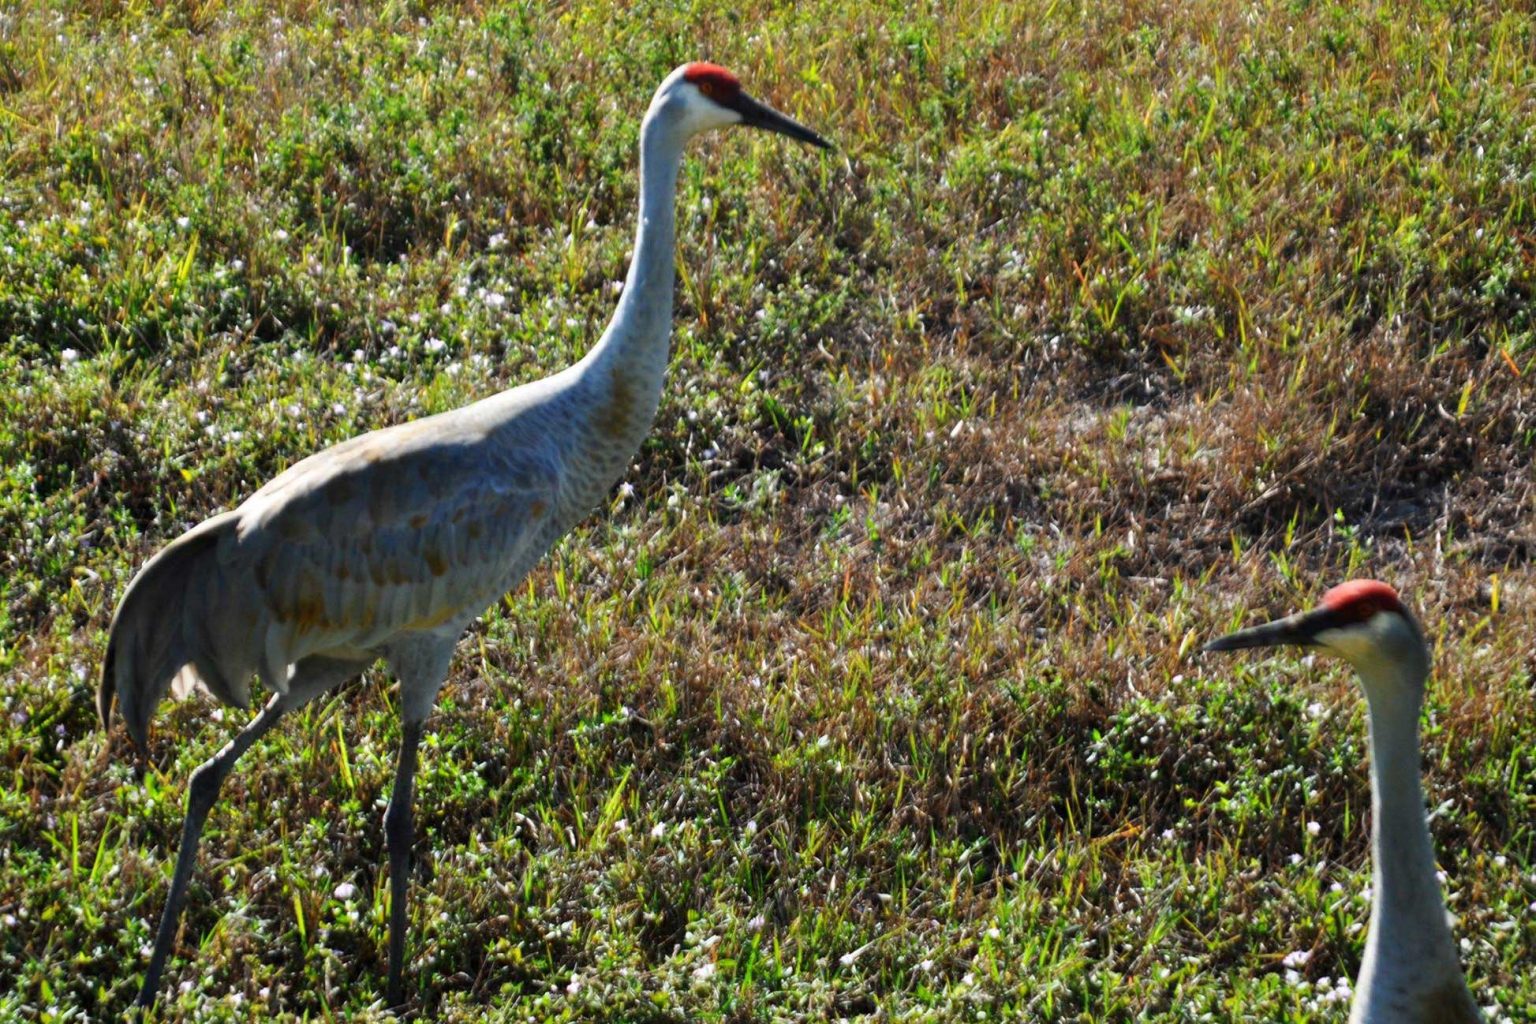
[100, 62, 830, 1010]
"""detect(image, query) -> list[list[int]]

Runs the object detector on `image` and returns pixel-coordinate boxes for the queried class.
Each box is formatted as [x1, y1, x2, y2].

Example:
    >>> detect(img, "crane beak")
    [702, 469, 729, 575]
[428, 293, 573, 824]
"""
[728, 92, 833, 150]
[1203, 607, 1340, 653]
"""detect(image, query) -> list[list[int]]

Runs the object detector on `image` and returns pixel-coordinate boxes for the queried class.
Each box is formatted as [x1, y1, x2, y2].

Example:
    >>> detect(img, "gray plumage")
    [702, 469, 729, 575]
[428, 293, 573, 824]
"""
[101, 62, 830, 1011]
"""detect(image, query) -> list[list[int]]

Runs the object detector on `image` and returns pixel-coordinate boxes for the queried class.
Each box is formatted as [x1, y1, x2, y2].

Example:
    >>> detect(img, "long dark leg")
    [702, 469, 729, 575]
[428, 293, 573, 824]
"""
[135, 694, 288, 1011]
[384, 719, 424, 1005]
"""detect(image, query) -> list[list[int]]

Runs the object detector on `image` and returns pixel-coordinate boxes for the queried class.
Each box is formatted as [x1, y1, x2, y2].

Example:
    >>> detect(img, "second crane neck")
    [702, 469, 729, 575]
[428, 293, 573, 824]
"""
[1359, 663, 1454, 952]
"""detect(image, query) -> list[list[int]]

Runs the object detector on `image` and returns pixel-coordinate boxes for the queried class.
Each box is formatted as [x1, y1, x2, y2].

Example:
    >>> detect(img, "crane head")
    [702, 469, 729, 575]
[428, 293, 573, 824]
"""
[652, 62, 832, 150]
[1203, 579, 1430, 698]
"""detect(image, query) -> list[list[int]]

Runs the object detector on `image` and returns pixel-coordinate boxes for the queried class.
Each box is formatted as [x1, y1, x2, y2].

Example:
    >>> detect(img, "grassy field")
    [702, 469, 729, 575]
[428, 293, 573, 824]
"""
[2, 0, 1534, 1020]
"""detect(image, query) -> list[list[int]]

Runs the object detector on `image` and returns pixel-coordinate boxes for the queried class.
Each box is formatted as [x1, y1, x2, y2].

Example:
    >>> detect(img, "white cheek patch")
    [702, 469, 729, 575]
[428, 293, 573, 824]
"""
[675, 87, 741, 135]
[1316, 611, 1416, 680]
[1318, 621, 1393, 665]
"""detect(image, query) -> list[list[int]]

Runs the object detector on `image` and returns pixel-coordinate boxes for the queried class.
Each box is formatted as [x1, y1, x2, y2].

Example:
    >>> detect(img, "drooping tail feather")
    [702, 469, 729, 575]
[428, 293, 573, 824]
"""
[100, 511, 256, 749]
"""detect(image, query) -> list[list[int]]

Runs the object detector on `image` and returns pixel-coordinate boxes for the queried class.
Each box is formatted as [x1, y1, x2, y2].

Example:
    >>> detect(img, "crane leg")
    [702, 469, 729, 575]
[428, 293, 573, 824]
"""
[135, 693, 288, 1012]
[383, 719, 424, 1006]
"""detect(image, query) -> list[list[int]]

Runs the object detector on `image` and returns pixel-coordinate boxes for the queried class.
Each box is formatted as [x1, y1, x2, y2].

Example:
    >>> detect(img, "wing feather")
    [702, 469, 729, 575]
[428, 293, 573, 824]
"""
[230, 418, 563, 667]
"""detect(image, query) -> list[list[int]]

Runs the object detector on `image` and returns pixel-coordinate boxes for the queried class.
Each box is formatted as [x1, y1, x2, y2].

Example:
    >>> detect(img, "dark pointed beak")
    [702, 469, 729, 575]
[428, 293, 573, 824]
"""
[1203, 606, 1341, 653]
[728, 92, 833, 150]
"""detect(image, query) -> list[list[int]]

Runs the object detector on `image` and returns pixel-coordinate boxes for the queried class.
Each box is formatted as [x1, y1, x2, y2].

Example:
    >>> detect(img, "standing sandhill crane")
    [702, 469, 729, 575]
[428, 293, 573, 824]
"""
[100, 62, 830, 1011]
[1204, 580, 1484, 1024]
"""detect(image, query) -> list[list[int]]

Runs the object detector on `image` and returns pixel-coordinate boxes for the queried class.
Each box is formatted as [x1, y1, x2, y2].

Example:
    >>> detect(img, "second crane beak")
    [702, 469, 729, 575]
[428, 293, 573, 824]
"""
[1203, 607, 1338, 652]
[728, 92, 833, 150]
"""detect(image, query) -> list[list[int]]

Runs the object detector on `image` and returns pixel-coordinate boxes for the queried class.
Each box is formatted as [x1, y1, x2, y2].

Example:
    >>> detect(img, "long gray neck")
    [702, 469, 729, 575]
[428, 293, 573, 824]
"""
[552, 108, 686, 504]
[1359, 660, 1457, 973]
[580, 111, 683, 411]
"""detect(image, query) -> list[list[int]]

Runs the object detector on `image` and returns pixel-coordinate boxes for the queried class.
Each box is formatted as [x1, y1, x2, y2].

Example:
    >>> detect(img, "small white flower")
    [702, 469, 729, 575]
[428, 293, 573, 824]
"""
[1282, 949, 1312, 969]
[483, 290, 506, 309]
[488, 232, 507, 250]
[176, 216, 190, 229]
[650, 821, 666, 838]
[1306, 820, 1321, 836]
[746, 914, 766, 932]
[60, 348, 79, 366]
[333, 882, 356, 899]
[425, 337, 446, 353]
[274, 229, 289, 242]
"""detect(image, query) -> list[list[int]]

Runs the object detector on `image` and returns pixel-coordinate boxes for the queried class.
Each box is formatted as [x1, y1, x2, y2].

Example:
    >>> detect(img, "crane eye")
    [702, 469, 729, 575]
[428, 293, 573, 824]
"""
[697, 80, 718, 100]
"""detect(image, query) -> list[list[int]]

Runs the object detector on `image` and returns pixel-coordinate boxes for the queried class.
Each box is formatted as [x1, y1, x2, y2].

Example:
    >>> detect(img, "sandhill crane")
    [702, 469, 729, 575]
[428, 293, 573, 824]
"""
[99, 62, 830, 1010]
[1204, 580, 1484, 1024]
